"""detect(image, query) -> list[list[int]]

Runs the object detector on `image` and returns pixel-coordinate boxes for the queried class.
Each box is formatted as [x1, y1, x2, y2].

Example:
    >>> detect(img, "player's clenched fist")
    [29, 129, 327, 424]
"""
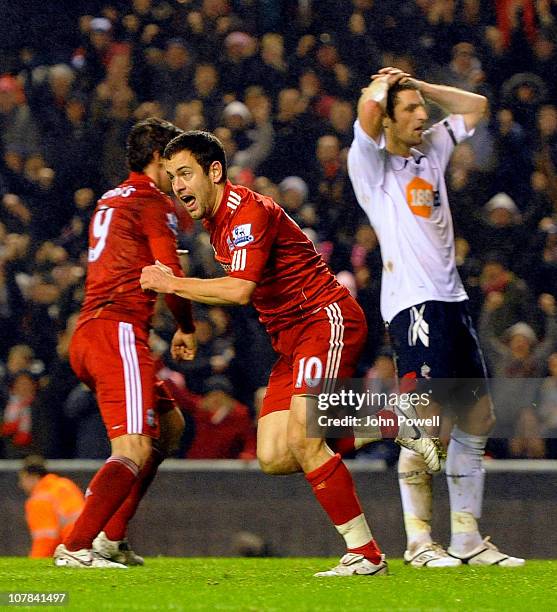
[140, 261, 176, 294]
[171, 329, 197, 361]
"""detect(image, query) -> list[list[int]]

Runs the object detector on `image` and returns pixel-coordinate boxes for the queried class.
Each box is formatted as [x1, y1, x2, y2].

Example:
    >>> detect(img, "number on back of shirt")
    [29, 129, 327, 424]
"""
[88, 208, 114, 262]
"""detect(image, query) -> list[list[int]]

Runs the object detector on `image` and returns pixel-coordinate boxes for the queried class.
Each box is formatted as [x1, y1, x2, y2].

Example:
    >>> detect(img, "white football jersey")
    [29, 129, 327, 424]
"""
[348, 114, 470, 323]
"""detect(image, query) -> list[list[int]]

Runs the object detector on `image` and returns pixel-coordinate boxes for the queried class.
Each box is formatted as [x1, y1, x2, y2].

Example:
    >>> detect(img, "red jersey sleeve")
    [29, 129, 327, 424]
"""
[142, 199, 195, 333]
[228, 202, 278, 283]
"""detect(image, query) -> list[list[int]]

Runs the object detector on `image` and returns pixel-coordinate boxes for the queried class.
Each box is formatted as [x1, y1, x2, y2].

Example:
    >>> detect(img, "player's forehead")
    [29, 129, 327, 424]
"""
[164, 149, 199, 174]
[395, 89, 425, 109]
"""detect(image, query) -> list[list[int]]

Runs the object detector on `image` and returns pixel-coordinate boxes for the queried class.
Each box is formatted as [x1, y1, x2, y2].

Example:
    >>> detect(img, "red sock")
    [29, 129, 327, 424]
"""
[347, 539, 383, 563]
[64, 456, 139, 551]
[104, 449, 163, 541]
[305, 453, 382, 563]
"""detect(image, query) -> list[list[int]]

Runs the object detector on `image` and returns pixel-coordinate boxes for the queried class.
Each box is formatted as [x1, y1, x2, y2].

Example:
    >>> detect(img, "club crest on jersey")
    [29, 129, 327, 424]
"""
[166, 213, 178, 236]
[231, 224, 253, 247]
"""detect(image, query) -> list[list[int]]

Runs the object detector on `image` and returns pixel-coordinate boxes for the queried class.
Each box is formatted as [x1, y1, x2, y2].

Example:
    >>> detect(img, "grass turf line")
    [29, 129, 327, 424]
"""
[0, 558, 556, 611]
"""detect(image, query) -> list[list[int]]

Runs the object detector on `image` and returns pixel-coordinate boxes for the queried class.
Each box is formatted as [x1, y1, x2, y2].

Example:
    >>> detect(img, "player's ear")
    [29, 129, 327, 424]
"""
[210, 161, 222, 183]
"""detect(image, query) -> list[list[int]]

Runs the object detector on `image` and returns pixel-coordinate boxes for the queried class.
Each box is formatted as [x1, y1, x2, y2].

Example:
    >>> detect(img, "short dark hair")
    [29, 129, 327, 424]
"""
[386, 81, 421, 120]
[21, 455, 47, 478]
[126, 117, 183, 172]
[164, 130, 228, 182]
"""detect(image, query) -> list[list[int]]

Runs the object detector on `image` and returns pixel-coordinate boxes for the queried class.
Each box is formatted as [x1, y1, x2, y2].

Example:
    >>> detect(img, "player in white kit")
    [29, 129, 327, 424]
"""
[348, 67, 524, 567]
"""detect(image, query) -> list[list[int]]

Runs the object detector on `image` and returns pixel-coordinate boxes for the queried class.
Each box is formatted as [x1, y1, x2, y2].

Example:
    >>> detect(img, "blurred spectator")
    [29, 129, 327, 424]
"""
[1, 369, 38, 454]
[42, 93, 101, 193]
[479, 254, 537, 337]
[250, 33, 289, 98]
[477, 193, 528, 266]
[480, 293, 557, 450]
[439, 42, 489, 96]
[259, 87, 324, 182]
[222, 97, 273, 173]
[173, 100, 206, 133]
[185, 63, 224, 130]
[0, 74, 40, 159]
[26, 63, 77, 146]
[491, 108, 533, 203]
[57, 188, 96, 260]
[278, 176, 315, 230]
[308, 134, 352, 237]
[303, 32, 354, 100]
[154, 38, 194, 115]
[501, 72, 547, 132]
[0, 238, 25, 356]
[531, 28, 557, 103]
[327, 100, 356, 150]
[176, 375, 256, 460]
[220, 31, 258, 97]
[72, 16, 130, 93]
[170, 316, 234, 395]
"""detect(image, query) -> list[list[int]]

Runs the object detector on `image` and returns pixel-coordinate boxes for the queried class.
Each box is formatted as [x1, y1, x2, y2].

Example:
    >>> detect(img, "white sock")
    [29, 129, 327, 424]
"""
[398, 447, 433, 551]
[446, 426, 486, 553]
[335, 513, 373, 549]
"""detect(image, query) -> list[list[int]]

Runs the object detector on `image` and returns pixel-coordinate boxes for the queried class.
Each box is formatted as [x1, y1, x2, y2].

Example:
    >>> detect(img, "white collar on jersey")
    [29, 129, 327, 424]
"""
[389, 148, 426, 170]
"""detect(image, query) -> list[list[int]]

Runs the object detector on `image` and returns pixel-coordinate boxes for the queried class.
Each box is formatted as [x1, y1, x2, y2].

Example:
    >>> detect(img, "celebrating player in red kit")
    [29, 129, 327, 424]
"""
[55, 118, 196, 568]
[140, 130, 387, 576]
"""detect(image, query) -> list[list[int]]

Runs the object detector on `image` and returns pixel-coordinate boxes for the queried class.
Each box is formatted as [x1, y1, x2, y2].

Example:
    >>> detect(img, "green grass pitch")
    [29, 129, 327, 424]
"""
[1, 558, 556, 611]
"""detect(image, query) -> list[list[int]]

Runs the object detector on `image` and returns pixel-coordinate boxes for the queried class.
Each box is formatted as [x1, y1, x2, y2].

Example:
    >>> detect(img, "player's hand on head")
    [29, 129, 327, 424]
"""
[140, 262, 175, 294]
[171, 330, 197, 361]
[371, 67, 412, 86]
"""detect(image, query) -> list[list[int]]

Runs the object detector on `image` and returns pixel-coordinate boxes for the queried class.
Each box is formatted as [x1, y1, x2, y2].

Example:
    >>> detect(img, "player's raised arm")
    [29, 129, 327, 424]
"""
[357, 68, 410, 142]
[141, 261, 256, 306]
[406, 78, 487, 132]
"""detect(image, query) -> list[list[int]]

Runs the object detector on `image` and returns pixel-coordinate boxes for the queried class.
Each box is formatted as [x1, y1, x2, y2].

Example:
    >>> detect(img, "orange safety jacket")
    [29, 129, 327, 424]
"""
[25, 473, 85, 558]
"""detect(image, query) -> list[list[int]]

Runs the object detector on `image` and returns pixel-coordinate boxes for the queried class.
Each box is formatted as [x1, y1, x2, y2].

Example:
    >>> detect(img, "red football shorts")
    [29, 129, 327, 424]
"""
[260, 296, 367, 418]
[70, 319, 159, 440]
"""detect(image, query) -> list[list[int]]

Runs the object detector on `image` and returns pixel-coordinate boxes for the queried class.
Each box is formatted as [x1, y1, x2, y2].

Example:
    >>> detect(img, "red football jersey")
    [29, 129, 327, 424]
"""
[78, 172, 191, 333]
[203, 181, 348, 334]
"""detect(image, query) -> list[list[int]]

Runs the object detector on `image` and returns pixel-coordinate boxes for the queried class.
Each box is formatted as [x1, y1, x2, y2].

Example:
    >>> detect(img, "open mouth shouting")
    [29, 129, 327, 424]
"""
[180, 194, 197, 211]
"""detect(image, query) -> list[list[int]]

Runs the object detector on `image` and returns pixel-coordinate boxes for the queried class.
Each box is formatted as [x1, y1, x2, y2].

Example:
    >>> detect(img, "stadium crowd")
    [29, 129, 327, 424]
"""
[1, 0, 557, 460]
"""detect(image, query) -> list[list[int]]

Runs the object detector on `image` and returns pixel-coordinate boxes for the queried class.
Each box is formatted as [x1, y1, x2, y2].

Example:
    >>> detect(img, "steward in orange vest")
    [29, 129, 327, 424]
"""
[18, 456, 85, 558]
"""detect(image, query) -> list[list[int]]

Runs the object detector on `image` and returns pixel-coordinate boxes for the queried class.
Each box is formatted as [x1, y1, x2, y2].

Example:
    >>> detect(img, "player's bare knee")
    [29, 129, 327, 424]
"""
[130, 438, 152, 469]
[257, 448, 293, 474]
[111, 434, 152, 469]
[257, 456, 282, 474]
